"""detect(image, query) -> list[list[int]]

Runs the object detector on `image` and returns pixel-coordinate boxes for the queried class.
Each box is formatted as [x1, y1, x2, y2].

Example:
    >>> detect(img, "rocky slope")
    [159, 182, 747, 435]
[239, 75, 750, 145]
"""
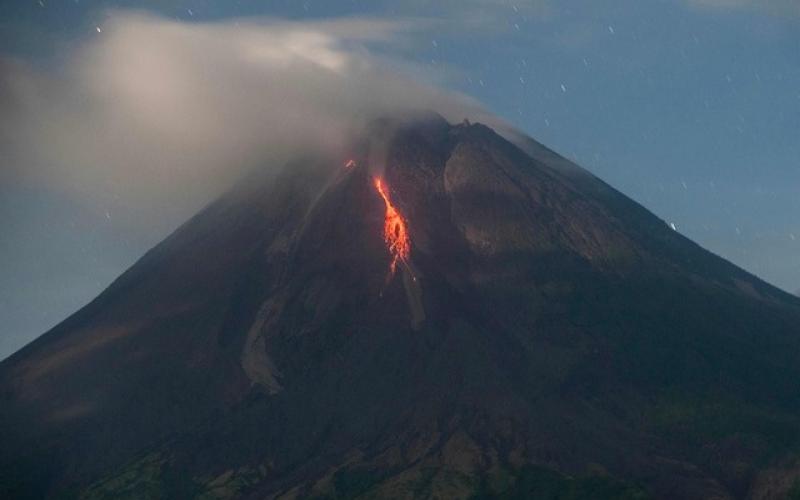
[2, 113, 800, 499]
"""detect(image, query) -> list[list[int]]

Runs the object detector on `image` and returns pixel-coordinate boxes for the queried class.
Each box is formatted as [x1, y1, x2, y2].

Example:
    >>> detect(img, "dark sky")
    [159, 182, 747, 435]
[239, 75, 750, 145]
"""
[1, 0, 799, 359]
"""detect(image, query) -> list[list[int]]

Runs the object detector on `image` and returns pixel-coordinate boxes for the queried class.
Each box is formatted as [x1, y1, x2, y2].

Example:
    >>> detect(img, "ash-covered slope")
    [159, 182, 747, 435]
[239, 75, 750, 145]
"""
[2, 114, 800, 500]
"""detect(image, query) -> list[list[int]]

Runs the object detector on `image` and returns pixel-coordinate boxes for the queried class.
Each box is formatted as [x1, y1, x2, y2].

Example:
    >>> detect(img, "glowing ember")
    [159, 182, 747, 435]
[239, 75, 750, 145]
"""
[344, 159, 356, 169]
[374, 176, 411, 278]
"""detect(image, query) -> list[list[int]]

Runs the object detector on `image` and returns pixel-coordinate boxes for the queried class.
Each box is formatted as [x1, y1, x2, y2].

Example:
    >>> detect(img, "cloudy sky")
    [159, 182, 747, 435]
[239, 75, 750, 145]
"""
[1, 0, 799, 359]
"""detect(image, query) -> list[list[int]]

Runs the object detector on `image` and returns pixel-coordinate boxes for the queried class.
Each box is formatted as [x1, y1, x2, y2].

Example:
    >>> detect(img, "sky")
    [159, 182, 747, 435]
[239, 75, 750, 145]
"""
[1, 0, 799, 359]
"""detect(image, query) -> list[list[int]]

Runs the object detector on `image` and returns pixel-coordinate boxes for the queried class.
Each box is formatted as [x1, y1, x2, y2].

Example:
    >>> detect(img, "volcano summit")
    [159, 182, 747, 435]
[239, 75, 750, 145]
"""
[2, 114, 800, 499]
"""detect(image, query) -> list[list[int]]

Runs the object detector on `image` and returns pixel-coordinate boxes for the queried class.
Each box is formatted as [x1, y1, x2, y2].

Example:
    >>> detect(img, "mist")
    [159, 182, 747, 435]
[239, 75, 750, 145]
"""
[0, 12, 512, 359]
[0, 12, 493, 236]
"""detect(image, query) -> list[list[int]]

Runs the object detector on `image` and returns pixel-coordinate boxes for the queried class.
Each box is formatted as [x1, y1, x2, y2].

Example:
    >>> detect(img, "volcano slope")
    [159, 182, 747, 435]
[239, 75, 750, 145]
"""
[2, 114, 800, 500]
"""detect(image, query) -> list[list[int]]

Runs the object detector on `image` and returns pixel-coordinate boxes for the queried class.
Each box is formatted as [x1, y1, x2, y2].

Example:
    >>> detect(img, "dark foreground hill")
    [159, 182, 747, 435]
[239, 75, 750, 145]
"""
[2, 113, 800, 499]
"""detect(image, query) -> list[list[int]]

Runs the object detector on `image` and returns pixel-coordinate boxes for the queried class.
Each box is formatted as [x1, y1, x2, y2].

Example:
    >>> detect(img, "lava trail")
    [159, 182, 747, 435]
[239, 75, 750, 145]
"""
[373, 177, 411, 279]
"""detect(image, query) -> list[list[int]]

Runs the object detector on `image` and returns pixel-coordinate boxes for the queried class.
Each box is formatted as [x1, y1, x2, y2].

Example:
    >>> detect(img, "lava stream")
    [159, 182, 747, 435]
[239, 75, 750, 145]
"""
[373, 176, 411, 279]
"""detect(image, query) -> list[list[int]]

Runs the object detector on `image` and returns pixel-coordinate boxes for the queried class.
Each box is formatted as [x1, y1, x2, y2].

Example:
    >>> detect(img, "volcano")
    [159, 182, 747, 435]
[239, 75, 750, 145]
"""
[2, 113, 800, 500]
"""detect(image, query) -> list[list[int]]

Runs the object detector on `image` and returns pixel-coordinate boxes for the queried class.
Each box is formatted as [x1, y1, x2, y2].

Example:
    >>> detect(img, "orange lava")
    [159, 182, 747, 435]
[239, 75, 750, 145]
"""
[374, 176, 411, 278]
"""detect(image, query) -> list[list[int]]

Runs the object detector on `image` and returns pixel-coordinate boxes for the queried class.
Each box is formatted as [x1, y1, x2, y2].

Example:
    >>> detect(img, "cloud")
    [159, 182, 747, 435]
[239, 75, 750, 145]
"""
[0, 12, 494, 234]
[684, 0, 800, 17]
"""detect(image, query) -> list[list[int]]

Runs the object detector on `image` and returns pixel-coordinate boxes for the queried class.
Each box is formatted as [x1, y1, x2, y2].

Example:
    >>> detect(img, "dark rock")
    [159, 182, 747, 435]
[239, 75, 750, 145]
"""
[2, 115, 800, 499]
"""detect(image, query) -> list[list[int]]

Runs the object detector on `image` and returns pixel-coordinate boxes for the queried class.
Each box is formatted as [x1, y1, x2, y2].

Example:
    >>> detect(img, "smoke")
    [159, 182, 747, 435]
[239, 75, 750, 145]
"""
[0, 12, 495, 234]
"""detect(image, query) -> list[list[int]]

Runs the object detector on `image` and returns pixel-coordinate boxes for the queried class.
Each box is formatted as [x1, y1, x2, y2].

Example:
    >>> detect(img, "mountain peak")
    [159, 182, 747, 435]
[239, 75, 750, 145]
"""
[2, 116, 800, 499]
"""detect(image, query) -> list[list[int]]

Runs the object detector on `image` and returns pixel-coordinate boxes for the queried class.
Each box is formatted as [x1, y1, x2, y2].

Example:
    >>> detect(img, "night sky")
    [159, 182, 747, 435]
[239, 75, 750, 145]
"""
[1, 0, 799, 359]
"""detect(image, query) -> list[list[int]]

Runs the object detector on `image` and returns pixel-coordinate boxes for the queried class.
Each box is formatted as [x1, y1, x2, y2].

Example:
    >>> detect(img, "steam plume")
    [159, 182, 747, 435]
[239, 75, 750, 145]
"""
[0, 12, 496, 234]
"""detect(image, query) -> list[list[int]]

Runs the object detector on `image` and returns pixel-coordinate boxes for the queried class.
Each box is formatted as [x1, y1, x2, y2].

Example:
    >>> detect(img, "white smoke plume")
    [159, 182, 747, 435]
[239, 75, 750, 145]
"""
[0, 12, 497, 234]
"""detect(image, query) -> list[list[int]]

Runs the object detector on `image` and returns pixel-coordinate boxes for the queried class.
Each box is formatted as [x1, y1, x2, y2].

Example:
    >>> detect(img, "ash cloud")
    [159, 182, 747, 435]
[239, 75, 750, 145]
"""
[0, 12, 496, 235]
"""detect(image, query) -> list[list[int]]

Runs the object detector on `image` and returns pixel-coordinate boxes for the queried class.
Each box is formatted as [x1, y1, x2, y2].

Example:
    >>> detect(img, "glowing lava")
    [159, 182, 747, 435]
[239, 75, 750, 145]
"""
[374, 177, 411, 278]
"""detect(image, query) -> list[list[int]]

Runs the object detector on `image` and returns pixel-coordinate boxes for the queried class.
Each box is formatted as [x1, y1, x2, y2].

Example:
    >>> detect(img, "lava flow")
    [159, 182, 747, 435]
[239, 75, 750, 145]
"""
[374, 176, 411, 279]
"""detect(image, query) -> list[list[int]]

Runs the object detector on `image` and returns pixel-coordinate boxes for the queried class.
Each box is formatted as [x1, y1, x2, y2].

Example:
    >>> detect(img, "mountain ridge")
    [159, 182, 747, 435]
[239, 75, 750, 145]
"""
[2, 113, 800, 499]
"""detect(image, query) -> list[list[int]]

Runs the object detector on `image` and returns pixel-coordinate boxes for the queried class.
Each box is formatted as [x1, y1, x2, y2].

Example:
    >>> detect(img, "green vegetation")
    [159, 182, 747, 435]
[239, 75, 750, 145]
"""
[789, 478, 800, 500]
[329, 468, 388, 498]
[472, 465, 649, 500]
[80, 453, 200, 500]
[309, 463, 647, 500]
[80, 456, 270, 500]
[648, 392, 800, 463]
